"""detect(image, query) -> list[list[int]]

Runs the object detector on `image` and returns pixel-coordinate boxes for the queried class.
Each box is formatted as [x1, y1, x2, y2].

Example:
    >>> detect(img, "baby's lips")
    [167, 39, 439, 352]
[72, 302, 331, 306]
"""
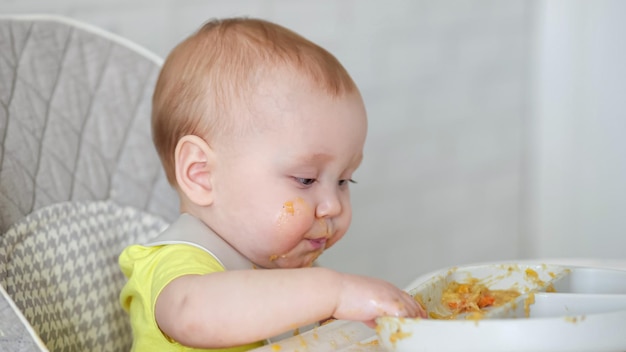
[307, 237, 327, 250]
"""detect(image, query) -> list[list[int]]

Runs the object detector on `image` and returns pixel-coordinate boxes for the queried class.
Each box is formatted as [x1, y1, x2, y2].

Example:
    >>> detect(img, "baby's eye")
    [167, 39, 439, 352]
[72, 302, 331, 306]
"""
[338, 179, 357, 187]
[295, 178, 316, 186]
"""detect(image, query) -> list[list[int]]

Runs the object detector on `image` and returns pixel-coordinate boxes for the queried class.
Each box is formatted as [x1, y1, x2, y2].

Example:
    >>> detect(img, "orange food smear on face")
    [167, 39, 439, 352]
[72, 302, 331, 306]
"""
[283, 201, 295, 215]
[276, 198, 304, 228]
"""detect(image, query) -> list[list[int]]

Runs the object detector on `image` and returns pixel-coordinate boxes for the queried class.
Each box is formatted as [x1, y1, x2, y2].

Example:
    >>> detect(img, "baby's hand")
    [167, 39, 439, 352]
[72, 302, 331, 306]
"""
[333, 273, 427, 327]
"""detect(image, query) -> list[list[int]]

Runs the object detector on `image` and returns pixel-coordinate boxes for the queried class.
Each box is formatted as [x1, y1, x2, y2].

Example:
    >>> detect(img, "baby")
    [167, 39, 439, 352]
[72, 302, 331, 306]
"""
[119, 17, 426, 351]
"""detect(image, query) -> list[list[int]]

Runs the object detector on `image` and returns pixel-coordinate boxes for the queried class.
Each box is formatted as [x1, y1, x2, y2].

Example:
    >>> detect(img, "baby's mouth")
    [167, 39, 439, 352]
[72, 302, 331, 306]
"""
[267, 237, 328, 263]
[308, 237, 327, 250]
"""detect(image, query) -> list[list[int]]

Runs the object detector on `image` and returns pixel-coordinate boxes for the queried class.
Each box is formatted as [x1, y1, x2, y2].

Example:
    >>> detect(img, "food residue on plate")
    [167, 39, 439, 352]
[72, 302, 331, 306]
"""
[415, 266, 564, 320]
[376, 321, 413, 348]
[564, 315, 586, 323]
[428, 278, 521, 320]
[357, 339, 379, 346]
[523, 291, 535, 317]
[389, 328, 412, 343]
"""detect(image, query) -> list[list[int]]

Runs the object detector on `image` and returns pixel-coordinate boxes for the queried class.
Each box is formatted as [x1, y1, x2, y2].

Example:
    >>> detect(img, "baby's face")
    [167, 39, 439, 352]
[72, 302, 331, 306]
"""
[205, 71, 367, 269]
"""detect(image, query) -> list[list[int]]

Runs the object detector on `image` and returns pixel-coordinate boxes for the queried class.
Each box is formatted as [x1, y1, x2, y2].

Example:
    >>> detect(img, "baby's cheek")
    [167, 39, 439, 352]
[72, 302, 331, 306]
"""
[274, 198, 313, 239]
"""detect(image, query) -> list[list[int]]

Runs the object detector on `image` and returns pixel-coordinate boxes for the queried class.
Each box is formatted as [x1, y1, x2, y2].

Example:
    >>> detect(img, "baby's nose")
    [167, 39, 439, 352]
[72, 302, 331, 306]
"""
[315, 190, 342, 218]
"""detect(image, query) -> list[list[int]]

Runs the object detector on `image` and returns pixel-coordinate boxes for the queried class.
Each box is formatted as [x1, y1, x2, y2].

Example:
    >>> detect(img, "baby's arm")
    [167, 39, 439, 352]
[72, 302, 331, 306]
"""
[155, 267, 425, 349]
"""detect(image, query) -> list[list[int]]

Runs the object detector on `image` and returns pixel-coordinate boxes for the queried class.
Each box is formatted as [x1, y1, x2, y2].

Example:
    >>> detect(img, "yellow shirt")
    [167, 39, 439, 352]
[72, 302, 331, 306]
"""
[119, 244, 264, 352]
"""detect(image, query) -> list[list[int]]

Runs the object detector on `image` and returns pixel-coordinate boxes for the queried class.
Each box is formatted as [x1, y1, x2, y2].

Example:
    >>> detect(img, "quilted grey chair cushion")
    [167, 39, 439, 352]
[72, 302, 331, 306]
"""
[0, 15, 179, 233]
[0, 15, 181, 351]
[0, 200, 168, 351]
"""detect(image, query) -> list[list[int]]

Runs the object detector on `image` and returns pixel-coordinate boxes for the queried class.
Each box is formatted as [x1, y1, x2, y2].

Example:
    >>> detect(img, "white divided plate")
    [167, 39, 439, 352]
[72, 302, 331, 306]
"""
[376, 263, 626, 352]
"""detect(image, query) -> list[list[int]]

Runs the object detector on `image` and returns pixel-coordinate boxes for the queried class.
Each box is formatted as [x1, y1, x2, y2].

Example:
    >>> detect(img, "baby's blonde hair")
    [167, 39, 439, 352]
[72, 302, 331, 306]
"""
[152, 17, 358, 185]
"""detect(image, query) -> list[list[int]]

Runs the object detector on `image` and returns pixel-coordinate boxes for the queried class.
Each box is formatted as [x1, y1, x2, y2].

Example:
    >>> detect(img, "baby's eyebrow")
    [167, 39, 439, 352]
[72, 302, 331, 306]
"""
[288, 152, 363, 169]
[289, 153, 333, 165]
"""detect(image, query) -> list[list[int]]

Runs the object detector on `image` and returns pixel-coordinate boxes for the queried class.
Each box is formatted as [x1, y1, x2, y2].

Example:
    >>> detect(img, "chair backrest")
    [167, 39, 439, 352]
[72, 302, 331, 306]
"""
[0, 15, 179, 351]
[0, 15, 178, 232]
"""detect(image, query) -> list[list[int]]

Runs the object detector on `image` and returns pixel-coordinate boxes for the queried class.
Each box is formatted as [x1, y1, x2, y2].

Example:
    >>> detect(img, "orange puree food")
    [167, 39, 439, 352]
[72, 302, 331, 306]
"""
[430, 278, 520, 320]
[358, 339, 379, 346]
[283, 201, 295, 215]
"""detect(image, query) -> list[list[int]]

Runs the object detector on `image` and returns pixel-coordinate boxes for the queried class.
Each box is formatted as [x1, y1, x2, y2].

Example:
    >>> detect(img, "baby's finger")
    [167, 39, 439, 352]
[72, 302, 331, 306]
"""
[401, 291, 427, 318]
[414, 302, 428, 318]
[363, 319, 377, 328]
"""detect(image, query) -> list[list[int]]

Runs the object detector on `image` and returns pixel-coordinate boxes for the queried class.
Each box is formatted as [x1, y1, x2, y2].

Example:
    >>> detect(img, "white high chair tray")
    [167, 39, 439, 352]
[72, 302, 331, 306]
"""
[252, 260, 626, 352]
[377, 263, 626, 352]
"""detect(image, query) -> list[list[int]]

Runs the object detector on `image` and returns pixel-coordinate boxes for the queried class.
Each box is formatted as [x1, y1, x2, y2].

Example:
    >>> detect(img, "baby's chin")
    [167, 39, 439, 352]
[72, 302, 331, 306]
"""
[258, 250, 324, 269]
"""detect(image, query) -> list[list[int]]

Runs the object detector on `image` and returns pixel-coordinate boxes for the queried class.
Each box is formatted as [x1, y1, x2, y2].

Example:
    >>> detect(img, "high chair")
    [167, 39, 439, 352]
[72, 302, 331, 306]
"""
[0, 15, 178, 351]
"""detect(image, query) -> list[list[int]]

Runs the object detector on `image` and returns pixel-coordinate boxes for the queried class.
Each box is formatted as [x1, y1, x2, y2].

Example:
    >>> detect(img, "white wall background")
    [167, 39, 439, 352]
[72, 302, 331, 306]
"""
[1, 0, 624, 287]
[526, 0, 626, 260]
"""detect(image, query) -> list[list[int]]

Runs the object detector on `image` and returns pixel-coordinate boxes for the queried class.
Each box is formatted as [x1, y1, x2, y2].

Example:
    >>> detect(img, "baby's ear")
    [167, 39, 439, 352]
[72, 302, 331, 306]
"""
[174, 135, 215, 206]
